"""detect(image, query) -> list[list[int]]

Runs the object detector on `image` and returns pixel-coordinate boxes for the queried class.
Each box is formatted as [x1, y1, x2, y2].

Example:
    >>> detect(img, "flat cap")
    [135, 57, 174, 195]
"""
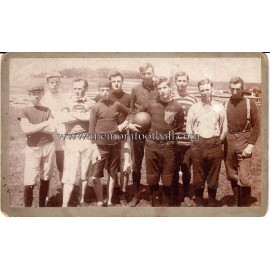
[27, 85, 45, 92]
[45, 71, 61, 80]
[98, 79, 111, 88]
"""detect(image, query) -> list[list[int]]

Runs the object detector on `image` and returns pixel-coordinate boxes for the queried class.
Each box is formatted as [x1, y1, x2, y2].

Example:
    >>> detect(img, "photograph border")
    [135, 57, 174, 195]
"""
[1, 52, 268, 217]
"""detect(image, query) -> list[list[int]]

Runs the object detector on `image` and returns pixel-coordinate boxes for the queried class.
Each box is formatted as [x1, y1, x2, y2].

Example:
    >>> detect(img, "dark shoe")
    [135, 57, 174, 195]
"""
[207, 188, 217, 207]
[241, 186, 251, 207]
[150, 193, 161, 207]
[231, 181, 240, 206]
[195, 187, 204, 198]
[193, 196, 206, 207]
[39, 179, 50, 207]
[128, 195, 140, 207]
[24, 185, 34, 207]
[193, 187, 205, 207]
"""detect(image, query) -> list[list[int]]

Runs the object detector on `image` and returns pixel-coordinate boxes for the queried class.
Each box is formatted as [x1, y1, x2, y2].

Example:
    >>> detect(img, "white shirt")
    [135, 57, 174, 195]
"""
[186, 100, 227, 139]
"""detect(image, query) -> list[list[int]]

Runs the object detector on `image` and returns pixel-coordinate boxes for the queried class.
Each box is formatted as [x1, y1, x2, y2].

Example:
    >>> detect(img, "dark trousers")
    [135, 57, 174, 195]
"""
[92, 143, 120, 178]
[172, 145, 192, 198]
[145, 140, 175, 186]
[224, 132, 253, 187]
[191, 137, 223, 190]
[131, 139, 146, 193]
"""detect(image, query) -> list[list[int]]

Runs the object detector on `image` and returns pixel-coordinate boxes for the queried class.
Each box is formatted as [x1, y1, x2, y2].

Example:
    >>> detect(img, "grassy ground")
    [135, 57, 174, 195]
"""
[8, 105, 262, 208]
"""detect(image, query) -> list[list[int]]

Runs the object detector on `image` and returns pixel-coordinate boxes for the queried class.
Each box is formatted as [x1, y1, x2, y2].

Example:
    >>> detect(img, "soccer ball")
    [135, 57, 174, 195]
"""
[133, 112, 152, 132]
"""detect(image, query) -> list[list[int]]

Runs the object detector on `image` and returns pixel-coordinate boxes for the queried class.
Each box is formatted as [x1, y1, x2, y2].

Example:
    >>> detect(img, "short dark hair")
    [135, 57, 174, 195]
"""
[229, 77, 244, 89]
[108, 69, 124, 81]
[73, 77, 88, 90]
[155, 76, 172, 88]
[139, 63, 154, 74]
[174, 72, 189, 82]
[198, 79, 213, 88]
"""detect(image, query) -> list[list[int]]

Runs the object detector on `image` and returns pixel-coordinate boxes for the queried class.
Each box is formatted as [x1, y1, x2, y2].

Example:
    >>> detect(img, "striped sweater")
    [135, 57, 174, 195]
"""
[173, 93, 197, 133]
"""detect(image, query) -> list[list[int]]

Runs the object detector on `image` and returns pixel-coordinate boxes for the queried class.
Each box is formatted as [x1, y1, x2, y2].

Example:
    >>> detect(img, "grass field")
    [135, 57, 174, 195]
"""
[8, 104, 262, 208]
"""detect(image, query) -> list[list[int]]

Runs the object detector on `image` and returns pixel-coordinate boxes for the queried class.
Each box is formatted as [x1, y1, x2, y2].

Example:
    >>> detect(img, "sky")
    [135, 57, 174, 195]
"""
[9, 57, 261, 86]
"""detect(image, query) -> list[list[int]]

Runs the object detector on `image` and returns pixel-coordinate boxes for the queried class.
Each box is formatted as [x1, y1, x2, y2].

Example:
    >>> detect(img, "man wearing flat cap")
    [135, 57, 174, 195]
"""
[93, 74, 131, 205]
[224, 77, 260, 206]
[18, 85, 56, 207]
[42, 71, 66, 184]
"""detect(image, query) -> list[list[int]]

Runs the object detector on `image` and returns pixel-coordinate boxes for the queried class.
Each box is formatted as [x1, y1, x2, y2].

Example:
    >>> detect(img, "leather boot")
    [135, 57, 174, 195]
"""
[149, 184, 161, 207]
[207, 188, 217, 207]
[171, 183, 179, 206]
[39, 179, 50, 207]
[24, 185, 34, 207]
[128, 184, 140, 207]
[241, 186, 251, 207]
[231, 181, 240, 206]
[150, 191, 161, 207]
[162, 186, 172, 207]
[194, 187, 205, 206]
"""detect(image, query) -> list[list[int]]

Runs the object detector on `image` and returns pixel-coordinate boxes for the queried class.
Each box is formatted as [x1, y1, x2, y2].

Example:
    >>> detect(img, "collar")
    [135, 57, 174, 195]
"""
[73, 96, 87, 102]
[176, 90, 188, 97]
[110, 90, 124, 99]
[200, 97, 213, 106]
[157, 96, 172, 105]
[100, 99, 114, 105]
[230, 97, 245, 105]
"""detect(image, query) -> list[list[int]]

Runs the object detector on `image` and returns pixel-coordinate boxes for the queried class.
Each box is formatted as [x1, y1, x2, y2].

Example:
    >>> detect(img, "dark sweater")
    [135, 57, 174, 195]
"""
[130, 83, 158, 112]
[226, 97, 260, 144]
[139, 98, 185, 136]
[89, 99, 132, 145]
[18, 106, 53, 147]
[94, 90, 130, 124]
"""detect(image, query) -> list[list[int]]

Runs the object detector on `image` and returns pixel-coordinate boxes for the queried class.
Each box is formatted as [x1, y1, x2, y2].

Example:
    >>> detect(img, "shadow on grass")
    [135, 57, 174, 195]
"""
[219, 195, 258, 207]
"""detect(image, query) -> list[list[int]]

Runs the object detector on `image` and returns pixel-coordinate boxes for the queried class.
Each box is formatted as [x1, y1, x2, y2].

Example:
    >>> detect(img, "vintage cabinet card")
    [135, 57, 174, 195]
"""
[1, 52, 268, 216]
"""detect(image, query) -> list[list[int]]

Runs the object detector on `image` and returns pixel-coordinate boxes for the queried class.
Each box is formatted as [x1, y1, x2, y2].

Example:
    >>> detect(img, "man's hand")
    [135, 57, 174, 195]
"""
[117, 121, 129, 133]
[42, 119, 56, 134]
[242, 144, 254, 157]
[128, 123, 142, 132]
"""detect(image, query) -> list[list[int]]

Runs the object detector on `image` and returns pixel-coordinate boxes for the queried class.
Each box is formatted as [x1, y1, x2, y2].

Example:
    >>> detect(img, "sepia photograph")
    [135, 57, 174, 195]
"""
[1, 52, 268, 216]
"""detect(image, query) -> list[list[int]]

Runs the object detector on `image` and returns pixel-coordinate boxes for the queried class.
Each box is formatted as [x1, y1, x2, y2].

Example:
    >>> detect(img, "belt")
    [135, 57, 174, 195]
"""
[229, 130, 251, 134]
[147, 139, 175, 145]
[198, 136, 220, 141]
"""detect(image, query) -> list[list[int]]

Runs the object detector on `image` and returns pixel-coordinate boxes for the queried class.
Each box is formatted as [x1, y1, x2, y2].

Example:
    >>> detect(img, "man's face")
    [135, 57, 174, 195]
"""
[28, 90, 44, 105]
[99, 87, 111, 100]
[175, 75, 189, 91]
[230, 83, 244, 99]
[47, 77, 60, 94]
[199, 83, 212, 102]
[140, 67, 154, 80]
[157, 81, 172, 100]
[111, 75, 123, 92]
[73, 80, 86, 99]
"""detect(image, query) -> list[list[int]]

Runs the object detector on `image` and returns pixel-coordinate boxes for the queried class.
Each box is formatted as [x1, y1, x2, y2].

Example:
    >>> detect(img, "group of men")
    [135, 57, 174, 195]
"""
[18, 63, 260, 208]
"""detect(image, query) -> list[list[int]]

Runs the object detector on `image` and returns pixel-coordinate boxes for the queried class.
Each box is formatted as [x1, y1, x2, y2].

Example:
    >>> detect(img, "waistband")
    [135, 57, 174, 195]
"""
[198, 136, 220, 141]
[146, 139, 175, 145]
[228, 130, 251, 134]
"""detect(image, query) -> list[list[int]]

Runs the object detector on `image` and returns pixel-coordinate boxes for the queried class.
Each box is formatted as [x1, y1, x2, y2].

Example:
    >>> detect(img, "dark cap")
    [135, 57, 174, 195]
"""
[98, 79, 111, 88]
[27, 85, 44, 92]
[45, 71, 61, 80]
